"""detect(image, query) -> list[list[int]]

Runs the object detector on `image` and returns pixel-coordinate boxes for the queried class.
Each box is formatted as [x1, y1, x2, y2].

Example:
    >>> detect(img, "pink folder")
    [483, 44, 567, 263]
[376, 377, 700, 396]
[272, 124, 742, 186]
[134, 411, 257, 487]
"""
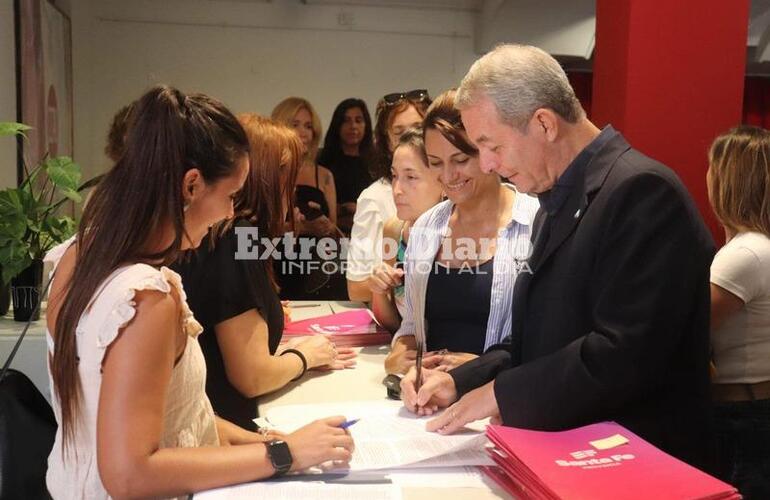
[485, 422, 740, 500]
[283, 309, 391, 347]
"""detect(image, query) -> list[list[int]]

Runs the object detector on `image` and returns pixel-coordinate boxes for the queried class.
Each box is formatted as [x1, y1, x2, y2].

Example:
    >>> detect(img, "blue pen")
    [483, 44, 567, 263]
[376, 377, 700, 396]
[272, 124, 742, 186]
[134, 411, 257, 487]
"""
[339, 418, 360, 429]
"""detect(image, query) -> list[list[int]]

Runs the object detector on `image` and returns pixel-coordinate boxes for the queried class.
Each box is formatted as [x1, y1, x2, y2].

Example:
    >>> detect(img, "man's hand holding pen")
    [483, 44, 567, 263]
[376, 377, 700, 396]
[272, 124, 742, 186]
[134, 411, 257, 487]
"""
[401, 369, 501, 435]
[400, 366, 457, 416]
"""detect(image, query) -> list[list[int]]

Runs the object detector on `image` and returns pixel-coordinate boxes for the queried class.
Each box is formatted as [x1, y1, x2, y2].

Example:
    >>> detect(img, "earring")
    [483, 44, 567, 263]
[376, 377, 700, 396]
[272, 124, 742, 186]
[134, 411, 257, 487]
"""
[183, 203, 190, 212]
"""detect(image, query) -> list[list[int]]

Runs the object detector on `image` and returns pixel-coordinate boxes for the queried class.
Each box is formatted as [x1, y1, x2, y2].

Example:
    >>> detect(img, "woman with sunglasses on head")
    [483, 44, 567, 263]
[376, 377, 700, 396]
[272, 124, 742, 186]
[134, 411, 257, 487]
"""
[44, 87, 354, 499]
[384, 90, 539, 375]
[707, 126, 770, 500]
[174, 115, 356, 433]
[368, 128, 443, 333]
[346, 89, 432, 303]
[318, 98, 375, 235]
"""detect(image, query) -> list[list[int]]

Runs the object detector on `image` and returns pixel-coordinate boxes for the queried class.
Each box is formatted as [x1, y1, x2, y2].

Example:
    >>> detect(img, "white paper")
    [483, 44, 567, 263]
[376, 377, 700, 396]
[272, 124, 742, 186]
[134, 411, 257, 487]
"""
[387, 466, 489, 488]
[264, 400, 493, 471]
[196, 481, 401, 500]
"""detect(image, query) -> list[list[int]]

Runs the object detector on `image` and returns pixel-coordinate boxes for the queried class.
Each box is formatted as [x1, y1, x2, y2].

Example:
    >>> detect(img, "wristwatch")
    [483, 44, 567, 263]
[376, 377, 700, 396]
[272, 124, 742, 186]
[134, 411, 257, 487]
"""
[266, 439, 293, 477]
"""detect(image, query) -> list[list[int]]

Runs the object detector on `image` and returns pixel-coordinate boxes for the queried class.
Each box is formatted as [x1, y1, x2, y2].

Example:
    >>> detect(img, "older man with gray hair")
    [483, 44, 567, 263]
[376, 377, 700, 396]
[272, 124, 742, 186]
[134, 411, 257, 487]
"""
[401, 44, 715, 469]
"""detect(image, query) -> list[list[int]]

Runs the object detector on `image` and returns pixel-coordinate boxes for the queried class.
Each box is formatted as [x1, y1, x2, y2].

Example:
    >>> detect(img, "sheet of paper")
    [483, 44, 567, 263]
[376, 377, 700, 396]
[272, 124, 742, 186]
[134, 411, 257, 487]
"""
[264, 400, 493, 471]
[196, 481, 401, 500]
[387, 466, 489, 488]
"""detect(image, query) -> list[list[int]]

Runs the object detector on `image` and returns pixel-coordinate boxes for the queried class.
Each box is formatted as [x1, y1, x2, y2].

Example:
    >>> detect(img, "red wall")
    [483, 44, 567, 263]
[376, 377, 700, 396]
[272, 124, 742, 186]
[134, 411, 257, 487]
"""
[587, 0, 750, 243]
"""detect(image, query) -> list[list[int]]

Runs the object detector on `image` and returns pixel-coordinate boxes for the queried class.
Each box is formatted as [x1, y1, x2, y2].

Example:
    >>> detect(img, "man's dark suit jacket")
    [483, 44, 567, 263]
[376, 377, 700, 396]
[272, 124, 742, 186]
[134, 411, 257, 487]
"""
[450, 131, 715, 468]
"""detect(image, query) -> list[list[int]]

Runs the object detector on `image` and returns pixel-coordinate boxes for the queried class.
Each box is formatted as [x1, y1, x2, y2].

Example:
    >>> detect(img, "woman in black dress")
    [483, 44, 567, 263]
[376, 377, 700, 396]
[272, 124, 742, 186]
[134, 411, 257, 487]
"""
[174, 115, 355, 431]
[318, 98, 375, 235]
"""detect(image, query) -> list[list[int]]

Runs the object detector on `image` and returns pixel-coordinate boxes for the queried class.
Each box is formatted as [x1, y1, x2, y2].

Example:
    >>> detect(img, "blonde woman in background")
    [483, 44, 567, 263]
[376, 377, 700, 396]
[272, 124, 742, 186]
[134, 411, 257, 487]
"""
[272, 97, 347, 299]
[708, 125, 770, 500]
[271, 97, 338, 237]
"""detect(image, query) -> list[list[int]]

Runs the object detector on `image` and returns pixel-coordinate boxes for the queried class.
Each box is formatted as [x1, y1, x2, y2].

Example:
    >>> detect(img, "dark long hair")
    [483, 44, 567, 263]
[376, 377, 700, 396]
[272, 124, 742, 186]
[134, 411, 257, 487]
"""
[370, 96, 431, 181]
[317, 98, 373, 167]
[51, 85, 248, 448]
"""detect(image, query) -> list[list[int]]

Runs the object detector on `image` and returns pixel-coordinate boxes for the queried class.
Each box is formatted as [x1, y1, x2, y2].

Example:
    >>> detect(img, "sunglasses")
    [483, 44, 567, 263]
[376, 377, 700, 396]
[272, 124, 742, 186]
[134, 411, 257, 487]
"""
[383, 89, 430, 105]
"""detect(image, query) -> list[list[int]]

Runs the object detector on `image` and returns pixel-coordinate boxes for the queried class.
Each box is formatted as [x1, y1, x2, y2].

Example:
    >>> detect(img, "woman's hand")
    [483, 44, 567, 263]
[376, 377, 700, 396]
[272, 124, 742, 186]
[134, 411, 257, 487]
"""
[384, 336, 418, 375]
[385, 349, 417, 375]
[422, 351, 478, 371]
[313, 346, 357, 371]
[281, 300, 291, 324]
[294, 334, 336, 368]
[284, 416, 355, 471]
[367, 263, 404, 295]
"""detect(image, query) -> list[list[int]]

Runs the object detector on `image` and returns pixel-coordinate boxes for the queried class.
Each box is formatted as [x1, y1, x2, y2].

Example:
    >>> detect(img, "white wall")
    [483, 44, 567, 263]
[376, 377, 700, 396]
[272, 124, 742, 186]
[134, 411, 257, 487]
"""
[0, 0, 18, 189]
[69, 0, 480, 181]
[476, 0, 595, 57]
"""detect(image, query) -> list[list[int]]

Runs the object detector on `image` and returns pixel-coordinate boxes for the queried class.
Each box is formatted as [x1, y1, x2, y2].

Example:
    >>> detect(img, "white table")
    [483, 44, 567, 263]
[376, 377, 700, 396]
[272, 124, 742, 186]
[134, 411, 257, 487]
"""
[255, 301, 511, 500]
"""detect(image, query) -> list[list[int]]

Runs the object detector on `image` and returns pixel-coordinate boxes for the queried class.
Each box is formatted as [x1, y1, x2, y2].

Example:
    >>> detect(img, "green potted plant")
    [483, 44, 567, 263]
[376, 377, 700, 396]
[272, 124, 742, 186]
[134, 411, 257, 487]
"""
[0, 122, 83, 321]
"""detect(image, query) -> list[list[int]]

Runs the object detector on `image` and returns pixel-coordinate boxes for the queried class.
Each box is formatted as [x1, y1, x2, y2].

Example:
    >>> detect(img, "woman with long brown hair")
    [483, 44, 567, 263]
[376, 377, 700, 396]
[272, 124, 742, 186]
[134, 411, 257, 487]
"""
[174, 114, 355, 432]
[44, 86, 353, 498]
[708, 125, 770, 499]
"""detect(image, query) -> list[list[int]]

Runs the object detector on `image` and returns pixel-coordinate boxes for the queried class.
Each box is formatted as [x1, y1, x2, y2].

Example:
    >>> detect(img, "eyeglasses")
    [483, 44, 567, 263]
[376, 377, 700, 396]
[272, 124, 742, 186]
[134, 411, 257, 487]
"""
[382, 89, 430, 105]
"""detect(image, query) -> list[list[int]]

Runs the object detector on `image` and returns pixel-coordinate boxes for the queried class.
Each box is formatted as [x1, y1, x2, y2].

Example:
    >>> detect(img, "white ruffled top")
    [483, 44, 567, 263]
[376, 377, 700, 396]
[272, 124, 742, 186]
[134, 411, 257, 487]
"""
[44, 237, 219, 500]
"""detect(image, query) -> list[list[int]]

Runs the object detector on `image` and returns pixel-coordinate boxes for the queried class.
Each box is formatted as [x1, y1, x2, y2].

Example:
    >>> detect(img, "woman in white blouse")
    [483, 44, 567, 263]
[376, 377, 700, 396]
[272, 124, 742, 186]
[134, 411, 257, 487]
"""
[45, 87, 353, 499]
[708, 125, 770, 499]
[384, 90, 539, 375]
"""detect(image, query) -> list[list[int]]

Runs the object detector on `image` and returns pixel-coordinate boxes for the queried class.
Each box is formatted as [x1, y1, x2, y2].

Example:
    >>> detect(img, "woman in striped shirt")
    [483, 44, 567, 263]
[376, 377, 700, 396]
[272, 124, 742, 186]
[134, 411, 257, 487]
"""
[384, 90, 539, 375]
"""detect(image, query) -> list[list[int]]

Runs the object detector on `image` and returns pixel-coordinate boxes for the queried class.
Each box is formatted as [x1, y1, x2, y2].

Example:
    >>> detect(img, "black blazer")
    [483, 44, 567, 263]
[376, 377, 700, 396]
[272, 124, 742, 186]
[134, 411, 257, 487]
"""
[451, 133, 715, 468]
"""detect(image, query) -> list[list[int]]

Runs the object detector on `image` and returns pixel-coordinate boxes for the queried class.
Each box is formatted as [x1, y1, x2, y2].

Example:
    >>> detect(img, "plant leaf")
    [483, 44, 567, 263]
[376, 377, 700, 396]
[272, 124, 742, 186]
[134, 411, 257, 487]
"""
[44, 156, 82, 192]
[0, 122, 32, 138]
[0, 240, 32, 285]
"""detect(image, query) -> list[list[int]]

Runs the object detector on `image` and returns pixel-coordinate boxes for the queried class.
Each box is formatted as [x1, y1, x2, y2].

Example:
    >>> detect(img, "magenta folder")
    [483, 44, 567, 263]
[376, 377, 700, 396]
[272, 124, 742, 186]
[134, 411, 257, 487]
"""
[484, 422, 740, 500]
[283, 309, 391, 347]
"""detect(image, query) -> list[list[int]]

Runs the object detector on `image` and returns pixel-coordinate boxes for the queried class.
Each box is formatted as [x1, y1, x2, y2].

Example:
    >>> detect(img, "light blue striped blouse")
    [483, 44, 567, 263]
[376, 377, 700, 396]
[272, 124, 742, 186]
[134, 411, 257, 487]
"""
[392, 185, 540, 352]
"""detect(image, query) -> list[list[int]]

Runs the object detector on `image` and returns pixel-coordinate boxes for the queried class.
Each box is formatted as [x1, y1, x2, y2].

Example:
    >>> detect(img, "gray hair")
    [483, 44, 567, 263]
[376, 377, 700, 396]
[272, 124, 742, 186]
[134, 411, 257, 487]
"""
[456, 44, 584, 129]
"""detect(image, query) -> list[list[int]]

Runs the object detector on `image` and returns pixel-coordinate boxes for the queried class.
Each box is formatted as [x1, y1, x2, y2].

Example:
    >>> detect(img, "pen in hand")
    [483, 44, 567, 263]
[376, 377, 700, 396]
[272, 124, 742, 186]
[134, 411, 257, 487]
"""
[415, 345, 424, 399]
[339, 418, 359, 430]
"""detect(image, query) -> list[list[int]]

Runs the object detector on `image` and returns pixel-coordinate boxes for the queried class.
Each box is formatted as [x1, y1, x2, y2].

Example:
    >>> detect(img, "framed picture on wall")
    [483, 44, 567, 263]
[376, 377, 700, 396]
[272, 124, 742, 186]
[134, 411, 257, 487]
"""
[15, 0, 73, 184]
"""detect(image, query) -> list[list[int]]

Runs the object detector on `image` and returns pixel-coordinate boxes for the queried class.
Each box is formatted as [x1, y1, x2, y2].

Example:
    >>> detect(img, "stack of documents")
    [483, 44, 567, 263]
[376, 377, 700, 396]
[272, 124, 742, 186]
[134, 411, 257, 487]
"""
[265, 400, 493, 471]
[196, 400, 495, 499]
[283, 309, 392, 347]
[483, 422, 739, 500]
